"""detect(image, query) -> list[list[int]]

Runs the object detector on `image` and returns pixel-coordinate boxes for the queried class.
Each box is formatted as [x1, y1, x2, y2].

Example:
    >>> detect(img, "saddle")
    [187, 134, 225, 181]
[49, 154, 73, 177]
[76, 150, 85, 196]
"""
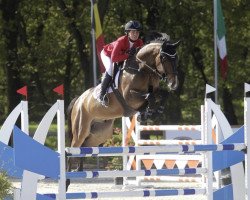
[111, 56, 140, 88]
[110, 57, 141, 117]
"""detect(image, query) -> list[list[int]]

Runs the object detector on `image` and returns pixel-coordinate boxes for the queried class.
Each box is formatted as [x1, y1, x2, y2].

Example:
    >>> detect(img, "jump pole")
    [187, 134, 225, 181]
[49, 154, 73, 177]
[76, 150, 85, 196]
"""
[245, 83, 250, 199]
[57, 100, 66, 200]
[204, 93, 213, 200]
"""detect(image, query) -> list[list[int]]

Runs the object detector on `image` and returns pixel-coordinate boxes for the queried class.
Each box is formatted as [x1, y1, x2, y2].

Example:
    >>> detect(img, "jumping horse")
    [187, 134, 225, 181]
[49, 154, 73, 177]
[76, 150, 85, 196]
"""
[66, 36, 180, 189]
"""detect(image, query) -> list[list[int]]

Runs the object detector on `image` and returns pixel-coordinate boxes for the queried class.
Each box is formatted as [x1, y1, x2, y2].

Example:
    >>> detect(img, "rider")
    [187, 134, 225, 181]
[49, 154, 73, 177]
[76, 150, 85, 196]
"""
[98, 20, 144, 107]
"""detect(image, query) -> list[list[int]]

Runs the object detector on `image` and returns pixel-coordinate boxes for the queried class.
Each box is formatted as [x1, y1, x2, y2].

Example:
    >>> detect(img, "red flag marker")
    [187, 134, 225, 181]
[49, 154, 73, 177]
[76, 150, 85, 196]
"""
[53, 84, 64, 99]
[17, 86, 28, 100]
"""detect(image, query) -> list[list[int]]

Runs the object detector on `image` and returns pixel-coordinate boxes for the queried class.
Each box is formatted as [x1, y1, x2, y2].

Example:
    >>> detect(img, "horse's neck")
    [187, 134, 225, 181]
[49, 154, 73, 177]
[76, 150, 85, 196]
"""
[137, 46, 160, 72]
[120, 68, 158, 93]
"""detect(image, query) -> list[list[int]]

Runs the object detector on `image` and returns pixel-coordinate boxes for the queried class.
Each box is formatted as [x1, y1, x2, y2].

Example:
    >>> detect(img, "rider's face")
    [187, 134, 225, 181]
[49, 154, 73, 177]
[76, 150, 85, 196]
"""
[128, 30, 140, 41]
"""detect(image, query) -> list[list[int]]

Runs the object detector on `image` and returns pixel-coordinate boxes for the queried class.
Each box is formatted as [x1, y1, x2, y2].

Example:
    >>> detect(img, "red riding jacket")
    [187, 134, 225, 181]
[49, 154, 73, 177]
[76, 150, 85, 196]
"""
[103, 35, 143, 63]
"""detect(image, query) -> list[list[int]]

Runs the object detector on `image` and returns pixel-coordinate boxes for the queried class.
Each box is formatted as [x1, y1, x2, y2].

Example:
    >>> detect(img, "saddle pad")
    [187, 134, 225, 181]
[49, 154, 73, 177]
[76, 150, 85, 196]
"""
[93, 70, 120, 100]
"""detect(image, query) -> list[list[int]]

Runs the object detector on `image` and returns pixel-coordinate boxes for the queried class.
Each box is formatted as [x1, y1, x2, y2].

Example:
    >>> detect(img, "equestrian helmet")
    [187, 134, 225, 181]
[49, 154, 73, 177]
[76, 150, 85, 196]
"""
[125, 20, 142, 32]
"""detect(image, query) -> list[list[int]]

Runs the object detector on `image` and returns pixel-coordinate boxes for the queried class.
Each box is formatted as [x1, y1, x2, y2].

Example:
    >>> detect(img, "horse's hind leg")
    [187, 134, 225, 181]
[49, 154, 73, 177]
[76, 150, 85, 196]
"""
[67, 112, 92, 189]
[71, 118, 92, 167]
[71, 111, 92, 147]
[66, 156, 71, 191]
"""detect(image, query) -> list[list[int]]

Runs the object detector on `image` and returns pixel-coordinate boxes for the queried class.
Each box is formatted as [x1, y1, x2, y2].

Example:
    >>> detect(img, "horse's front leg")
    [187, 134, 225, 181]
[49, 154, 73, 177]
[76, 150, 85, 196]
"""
[137, 93, 156, 121]
[137, 89, 169, 122]
[148, 89, 169, 118]
[136, 92, 154, 122]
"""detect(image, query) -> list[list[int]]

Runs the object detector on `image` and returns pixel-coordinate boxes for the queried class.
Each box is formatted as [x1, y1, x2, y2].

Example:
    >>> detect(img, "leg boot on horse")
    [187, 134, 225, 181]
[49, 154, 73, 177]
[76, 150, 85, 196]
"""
[98, 72, 112, 107]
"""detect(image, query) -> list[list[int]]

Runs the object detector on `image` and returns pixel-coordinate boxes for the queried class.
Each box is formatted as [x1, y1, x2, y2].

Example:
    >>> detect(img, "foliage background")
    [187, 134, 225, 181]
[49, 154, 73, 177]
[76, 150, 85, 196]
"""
[0, 0, 249, 126]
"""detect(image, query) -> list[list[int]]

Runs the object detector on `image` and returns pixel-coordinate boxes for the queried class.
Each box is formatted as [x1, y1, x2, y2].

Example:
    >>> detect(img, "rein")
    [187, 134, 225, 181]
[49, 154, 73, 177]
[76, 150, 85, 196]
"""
[135, 56, 163, 79]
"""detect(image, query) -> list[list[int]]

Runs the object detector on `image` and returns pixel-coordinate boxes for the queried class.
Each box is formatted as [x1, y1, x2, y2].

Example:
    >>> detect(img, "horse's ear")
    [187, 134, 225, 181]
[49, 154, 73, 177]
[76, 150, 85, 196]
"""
[162, 39, 169, 46]
[173, 40, 181, 47]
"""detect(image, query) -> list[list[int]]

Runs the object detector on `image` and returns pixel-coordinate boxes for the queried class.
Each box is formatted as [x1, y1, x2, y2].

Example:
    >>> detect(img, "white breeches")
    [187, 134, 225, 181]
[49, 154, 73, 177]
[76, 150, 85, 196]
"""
[101, 50, 114, 76]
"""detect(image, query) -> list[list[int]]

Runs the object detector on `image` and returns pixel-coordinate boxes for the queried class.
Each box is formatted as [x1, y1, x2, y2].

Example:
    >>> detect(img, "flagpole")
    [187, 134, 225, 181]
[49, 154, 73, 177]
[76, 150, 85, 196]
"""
[214, 0, 218, 103]
[91, 0, 97, 86]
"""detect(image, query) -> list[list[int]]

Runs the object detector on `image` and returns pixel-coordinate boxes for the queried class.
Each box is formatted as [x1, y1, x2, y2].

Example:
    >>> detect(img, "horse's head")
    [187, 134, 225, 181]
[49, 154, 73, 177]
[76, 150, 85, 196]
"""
[136, 38, 180, 91]
[157, 40, 180, 90]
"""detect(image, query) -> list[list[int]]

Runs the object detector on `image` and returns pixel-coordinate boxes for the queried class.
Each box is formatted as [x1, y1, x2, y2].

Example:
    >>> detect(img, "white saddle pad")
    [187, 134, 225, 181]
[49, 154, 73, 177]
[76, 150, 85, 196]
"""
[93, 71, 120, 100]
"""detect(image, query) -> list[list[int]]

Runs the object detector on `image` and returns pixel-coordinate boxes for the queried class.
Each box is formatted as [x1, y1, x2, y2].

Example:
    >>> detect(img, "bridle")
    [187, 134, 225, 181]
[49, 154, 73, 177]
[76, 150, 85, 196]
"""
[135, 56, 163, 79]
[160, 47, 178, 76]
[135, 42, 178, 80]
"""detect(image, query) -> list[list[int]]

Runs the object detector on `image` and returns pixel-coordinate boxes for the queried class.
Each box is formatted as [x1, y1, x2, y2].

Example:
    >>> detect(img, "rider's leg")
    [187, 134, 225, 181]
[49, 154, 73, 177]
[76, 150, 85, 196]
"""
[99, 50, 114, 106]
[98, 72, 112, 106]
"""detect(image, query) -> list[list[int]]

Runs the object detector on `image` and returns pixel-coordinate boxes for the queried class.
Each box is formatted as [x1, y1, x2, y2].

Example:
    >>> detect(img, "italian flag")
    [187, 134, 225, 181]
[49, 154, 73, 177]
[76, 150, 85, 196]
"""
[93, 0, 105, 73]
[217, 0, 228, 80]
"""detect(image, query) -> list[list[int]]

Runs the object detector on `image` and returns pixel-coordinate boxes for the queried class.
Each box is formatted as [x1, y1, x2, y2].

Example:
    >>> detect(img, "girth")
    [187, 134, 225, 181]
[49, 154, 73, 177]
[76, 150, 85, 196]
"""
[110, 84, 137, 117]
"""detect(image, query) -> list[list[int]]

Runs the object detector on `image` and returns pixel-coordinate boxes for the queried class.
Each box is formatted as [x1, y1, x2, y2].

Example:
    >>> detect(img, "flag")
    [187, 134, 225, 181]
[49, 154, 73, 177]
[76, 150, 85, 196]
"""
[245, 83, 250, 93]
[206, 84, 216, 95]
[217, 0, 228, 80]
[17, 86, 27, 100]
[92, 0, 105, 73]
[53, 84, 64, 96]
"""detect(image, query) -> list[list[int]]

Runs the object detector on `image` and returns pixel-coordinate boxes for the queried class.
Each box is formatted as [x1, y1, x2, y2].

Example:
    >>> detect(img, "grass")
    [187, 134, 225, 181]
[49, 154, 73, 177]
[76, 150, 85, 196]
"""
[28, 122, 69, 150]
[29, 122, 60, 135]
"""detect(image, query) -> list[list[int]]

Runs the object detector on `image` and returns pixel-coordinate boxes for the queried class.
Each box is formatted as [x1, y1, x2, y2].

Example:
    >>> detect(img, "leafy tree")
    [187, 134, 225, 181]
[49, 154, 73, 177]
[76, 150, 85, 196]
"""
[0, 0, 22, 113]
[0, 0, 249, 126]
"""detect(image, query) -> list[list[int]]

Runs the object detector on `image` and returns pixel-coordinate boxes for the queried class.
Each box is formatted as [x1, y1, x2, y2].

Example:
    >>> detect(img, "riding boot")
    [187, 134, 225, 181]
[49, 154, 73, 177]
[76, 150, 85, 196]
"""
[98, 73, 112, 107]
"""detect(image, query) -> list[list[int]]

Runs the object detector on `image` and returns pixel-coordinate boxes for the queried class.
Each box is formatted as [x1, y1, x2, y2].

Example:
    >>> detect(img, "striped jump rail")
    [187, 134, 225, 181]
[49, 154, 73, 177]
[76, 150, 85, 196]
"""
[66, 143, 246, 157]
[138, 125, 201, 131]
[43, 188, 206, 199]
[137, 139, 202, 145]
[141, 176, 202, 182]
[66, 168, 207, 179]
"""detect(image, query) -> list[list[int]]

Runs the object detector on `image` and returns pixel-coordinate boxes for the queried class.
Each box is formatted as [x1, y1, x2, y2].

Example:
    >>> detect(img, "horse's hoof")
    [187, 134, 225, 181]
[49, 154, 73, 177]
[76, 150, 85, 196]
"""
[66, 179, 71, 191]
[114, 177, 123, 185]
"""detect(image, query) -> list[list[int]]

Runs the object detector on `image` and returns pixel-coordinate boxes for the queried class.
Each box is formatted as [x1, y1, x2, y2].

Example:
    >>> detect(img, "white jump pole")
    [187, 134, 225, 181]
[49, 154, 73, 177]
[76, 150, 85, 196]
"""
[204, 97, 213, 200]
[201, 104, 206, 189]
[245, 83, 250, 200]
[0, 101, 28, 145]
[122, 117, 128, 184]
[57, 100, 66, 200]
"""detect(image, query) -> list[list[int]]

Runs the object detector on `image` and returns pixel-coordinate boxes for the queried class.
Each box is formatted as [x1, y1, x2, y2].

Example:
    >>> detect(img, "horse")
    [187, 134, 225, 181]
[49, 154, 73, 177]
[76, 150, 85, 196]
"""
[66, 37, 180, 189]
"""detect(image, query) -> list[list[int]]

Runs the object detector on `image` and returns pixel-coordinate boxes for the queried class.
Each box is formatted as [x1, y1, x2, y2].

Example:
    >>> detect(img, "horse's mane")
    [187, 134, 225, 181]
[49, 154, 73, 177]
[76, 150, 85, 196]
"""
[138, 31, 169, 54]
[133, 31, 173, 67]
[142, 31, 170, 44]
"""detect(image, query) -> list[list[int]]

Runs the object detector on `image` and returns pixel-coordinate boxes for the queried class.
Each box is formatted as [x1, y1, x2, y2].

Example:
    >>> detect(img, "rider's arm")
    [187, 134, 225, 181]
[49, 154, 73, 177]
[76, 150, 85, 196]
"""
[111, 37, 129, 63]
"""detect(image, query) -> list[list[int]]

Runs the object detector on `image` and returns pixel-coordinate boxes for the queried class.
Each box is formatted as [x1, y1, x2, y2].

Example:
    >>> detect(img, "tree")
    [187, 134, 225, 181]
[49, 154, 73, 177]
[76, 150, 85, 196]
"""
[0, 0, 22, 112]
[0, 0, 249, 125]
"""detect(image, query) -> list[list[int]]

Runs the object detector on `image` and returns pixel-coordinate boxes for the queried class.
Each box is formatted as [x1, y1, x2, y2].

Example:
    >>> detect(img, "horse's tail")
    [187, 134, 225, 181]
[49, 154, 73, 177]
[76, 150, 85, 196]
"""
[67, 96, 79, 144]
